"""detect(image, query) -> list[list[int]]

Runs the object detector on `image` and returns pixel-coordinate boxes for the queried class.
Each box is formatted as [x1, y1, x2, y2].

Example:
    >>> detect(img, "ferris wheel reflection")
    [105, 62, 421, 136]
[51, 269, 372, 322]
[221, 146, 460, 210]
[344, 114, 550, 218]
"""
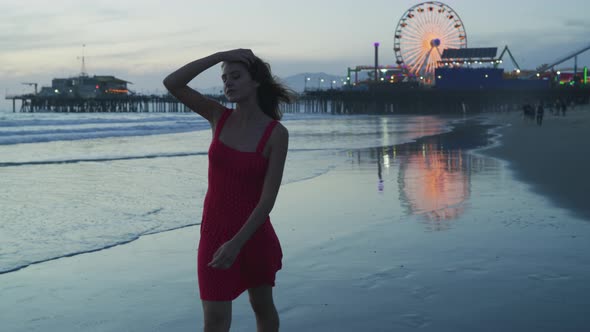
[348, 119, 498, 229]
[396, 144, 469, 224]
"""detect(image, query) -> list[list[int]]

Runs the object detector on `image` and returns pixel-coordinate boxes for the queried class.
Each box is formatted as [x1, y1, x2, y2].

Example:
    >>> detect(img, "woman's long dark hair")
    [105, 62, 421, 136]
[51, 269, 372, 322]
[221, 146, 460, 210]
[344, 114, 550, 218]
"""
[247, 57, 295, 120]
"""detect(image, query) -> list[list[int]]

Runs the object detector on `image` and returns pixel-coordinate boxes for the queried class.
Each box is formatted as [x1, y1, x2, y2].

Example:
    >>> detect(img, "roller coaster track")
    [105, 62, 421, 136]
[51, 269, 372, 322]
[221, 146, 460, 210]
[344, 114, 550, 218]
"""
[529, 42, 590, 78]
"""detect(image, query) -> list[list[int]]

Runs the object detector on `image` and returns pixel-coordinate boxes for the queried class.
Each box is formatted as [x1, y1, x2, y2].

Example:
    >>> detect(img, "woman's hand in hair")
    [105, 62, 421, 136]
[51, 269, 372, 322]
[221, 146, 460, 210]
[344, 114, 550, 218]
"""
[220, 49, 256, 65]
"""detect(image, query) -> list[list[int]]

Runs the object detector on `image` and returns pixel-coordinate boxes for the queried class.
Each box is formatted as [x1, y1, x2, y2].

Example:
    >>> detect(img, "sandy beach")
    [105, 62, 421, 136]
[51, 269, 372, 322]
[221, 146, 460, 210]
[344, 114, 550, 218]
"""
[481, 105, 590, 221]
[2, 110, 590, 331]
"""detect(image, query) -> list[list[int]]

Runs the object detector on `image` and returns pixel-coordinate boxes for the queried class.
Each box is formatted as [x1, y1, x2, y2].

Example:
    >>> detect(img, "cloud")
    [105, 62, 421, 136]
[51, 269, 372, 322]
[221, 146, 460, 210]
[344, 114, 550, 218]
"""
[564, 19, 590, 29]
[470, 24, 590, 68]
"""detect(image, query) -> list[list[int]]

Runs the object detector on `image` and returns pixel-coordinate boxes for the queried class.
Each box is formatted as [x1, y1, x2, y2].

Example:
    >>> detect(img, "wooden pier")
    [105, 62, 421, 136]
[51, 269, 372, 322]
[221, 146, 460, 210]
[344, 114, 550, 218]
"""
[6, 85, 589, 114]
[5, 93, 233, 113]
[299, 84, 590, 114]
[5, 92, 305, 114]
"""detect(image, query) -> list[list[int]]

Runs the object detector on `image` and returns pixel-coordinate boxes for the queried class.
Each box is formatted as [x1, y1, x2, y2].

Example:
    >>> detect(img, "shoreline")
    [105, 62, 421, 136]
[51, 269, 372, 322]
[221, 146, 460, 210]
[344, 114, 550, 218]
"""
[0, 113, 460, 276]
[478, 105, 590, 221]
[5, 106, 587, 278]
[3, 112, 590, 331]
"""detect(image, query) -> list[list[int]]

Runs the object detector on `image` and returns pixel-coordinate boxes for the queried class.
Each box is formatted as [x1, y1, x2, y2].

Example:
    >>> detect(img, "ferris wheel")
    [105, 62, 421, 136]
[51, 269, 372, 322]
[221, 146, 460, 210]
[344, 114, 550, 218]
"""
[394, 1, 467, 80]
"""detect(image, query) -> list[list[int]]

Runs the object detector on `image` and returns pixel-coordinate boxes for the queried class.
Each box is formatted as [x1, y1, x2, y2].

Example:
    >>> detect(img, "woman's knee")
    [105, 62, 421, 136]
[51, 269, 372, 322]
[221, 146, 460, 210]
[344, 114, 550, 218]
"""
[202, 301, 232, 331]
[248, 286, 277, 317]
[204, 313, 231, 330]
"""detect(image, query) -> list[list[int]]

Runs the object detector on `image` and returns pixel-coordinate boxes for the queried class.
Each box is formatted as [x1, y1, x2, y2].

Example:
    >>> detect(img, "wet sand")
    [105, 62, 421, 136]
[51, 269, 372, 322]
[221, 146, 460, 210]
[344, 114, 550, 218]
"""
[481, 104, 590, 221]
[2, 115, 590, 331]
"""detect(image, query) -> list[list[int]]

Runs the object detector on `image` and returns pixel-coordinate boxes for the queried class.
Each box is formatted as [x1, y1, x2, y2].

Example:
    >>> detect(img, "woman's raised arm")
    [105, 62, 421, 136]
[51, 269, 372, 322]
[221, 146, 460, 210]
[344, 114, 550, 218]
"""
[163, 53, 226, 124]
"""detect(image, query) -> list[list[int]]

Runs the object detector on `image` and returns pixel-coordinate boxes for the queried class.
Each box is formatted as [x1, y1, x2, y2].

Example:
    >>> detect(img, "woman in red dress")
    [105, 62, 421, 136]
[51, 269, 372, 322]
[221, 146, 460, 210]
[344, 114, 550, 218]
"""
[163, 49, 292, 332]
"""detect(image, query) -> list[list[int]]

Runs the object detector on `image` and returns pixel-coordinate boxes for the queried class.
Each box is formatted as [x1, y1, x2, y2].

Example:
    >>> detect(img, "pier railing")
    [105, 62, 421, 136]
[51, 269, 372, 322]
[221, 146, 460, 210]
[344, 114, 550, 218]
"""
[6, 86, 589, 114]
[296, 86, 590, 114]
[5, 93, 229, 113]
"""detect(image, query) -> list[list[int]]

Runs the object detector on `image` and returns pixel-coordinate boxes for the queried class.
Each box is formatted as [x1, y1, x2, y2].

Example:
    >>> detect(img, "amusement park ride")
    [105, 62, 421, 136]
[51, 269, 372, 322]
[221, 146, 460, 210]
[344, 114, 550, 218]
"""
[394, 1, 467, 82]
[347, 1, 468, 85]
[345, 1, 588, 88]
[6, 1, 589, 114]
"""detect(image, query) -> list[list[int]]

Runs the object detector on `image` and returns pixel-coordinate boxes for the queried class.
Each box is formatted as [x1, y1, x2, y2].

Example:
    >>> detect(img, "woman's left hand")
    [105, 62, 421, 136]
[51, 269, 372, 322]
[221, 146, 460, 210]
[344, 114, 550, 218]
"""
[208, 240, 242, 269]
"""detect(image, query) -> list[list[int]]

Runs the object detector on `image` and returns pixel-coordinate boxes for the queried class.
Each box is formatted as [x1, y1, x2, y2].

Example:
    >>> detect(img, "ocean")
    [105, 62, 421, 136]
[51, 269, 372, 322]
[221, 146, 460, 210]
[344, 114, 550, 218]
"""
[0, 110, 455, 274]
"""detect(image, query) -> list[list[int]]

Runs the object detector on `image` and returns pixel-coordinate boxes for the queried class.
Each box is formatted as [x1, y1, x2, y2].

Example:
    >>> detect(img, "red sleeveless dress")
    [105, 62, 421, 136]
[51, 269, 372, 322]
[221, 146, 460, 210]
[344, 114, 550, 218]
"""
[197, 108, 283, 301]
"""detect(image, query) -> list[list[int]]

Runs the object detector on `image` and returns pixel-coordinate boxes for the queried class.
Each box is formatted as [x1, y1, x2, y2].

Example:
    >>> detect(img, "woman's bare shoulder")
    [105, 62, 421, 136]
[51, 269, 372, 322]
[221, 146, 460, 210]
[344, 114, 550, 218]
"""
[270, 122, 289, 148]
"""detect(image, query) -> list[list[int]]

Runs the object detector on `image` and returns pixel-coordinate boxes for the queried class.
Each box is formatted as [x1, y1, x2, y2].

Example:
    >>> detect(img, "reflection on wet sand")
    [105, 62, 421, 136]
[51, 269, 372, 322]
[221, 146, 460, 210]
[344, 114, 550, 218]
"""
[347, 119, 500, 230]
[398, 144, 468, 225]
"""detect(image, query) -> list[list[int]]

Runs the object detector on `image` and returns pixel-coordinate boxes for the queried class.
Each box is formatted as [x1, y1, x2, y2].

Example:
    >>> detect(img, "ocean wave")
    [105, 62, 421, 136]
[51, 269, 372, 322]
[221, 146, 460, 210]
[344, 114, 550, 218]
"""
[0, 222, 200, 275]
[0, 112, 459, 275]
[0, 162, 334, 275]
[0, 114, 209, 145]
[0, 126, 206, 145]
[0, 122, 201, 136]
[0, 151, 208, 167]
[0, 116, 199, 128]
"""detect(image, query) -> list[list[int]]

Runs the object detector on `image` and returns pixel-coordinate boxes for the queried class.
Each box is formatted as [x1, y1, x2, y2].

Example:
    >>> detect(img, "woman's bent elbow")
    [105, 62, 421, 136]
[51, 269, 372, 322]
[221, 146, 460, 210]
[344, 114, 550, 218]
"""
[162, 77, 174, 90]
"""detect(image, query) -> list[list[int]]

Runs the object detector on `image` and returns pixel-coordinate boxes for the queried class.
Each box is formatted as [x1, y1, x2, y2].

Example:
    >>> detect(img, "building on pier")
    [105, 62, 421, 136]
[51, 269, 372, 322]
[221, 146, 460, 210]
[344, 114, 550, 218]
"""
[5, 69, 238, 113]
[5, 76, 232, 113]
[37, 75, 131, 99]
[5, 92, 231, 113]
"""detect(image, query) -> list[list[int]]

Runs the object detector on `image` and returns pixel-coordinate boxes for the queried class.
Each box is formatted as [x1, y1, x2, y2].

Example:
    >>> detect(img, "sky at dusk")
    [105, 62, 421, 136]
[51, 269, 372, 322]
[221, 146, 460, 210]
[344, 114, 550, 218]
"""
[1, 0, 589, 110]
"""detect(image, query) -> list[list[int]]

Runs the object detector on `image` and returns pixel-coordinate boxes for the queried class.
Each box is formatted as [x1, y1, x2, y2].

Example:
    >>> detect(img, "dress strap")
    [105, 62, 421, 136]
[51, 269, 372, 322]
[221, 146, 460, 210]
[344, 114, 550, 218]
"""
[256, 120, 279, 154]
[214, 108, 232, 140]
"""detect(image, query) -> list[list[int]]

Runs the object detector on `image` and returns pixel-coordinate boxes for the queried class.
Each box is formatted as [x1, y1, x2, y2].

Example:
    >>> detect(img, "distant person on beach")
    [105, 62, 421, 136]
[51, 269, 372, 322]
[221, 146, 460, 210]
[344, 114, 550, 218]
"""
[546, 101, 553, 115]
[163, 49, 293, 332]
[522, 103, 534, 121]
[536, 103, 544, 126]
